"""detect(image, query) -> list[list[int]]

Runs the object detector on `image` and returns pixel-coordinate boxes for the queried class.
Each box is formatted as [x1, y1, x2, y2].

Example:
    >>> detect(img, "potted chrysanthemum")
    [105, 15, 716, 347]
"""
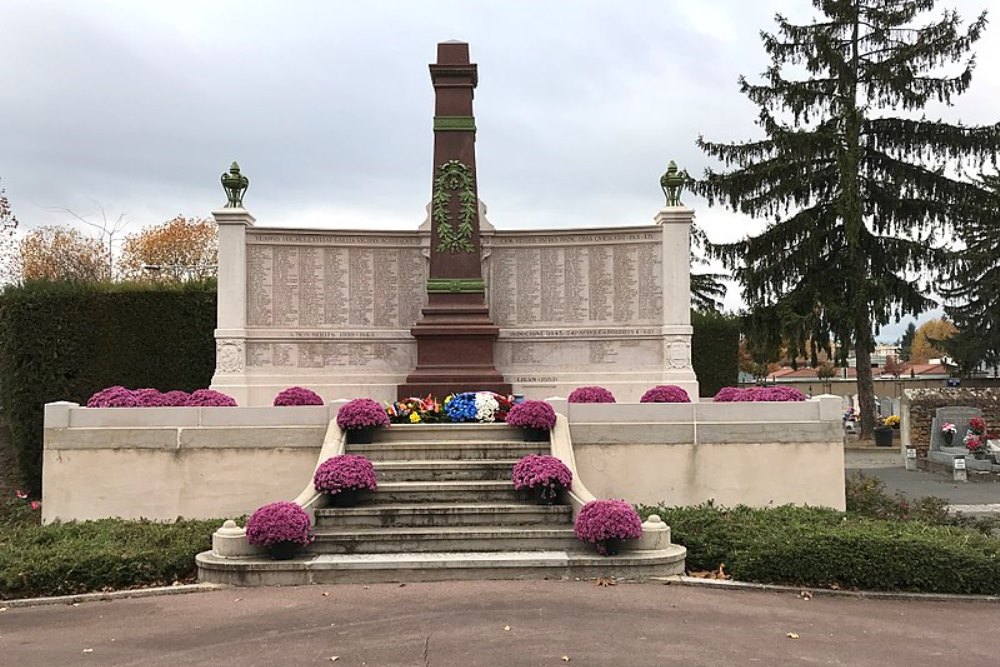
[245, 501, 314, 560]
[273, 386, 324, 406]
[573, 499, 643, 556]
[313, 454, 378, 507]
[512, 455, 572, 504]
[337, 398, 390, 443]
[505, 400, 557, 441]
[640, 385, 691, 403]
[568, 386, 616, 403]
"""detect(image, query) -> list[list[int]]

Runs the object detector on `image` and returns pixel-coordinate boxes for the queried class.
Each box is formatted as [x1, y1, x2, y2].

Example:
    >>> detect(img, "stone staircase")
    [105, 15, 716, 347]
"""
[197, 423, 686, 585]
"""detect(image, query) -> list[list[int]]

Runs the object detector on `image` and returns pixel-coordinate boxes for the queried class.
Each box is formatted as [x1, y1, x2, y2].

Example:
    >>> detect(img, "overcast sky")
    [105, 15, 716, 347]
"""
[2, 0, 998, 340]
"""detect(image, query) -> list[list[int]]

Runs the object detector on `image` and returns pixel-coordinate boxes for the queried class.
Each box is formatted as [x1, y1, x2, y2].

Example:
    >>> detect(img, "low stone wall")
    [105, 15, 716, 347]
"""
[42, 396, 846, 522]
[903, 389, 1000, 458]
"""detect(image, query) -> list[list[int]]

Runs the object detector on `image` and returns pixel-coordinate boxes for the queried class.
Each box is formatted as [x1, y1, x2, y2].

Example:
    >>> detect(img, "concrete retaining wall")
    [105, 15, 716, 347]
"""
[42, 396, 845, 522]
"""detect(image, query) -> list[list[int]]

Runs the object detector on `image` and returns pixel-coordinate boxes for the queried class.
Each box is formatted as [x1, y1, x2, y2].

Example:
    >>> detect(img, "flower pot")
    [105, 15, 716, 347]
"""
[533, 485, 563, 505]
[346, 427, 376, 444]
[523, 427, 550, 442]
[874, 428, 893, 448]
[268, 541, 300, 560]
[596, 538, 622, 557]
[943, 432, 954, 446]
[328, 488, 362, 507]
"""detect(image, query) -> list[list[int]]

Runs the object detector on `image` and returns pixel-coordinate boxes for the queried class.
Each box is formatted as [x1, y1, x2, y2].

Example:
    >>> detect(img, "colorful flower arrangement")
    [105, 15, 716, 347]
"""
[273, 386, 324, 406]
[506, 400, 557, 430]
[512, 455, 572, 501]
[964, 418, 993, 458]
[387, 395, 446, 424]
[640, 385, 691, 403]
[86, 386, 237, 407]
[313, 455, 378, 495]
[387, 392, 514, 424]
[337, 398, 390, 431]
[573, 499, 643, 556]
[941, 422, 957, 434]
[713, 386, 807, 402]
[245, 501, 314, 548]
[883, 415, 901, 429]
[968, 417, 986, 435]
[568, 386, 616, 403]
[185, 388, 238, 407]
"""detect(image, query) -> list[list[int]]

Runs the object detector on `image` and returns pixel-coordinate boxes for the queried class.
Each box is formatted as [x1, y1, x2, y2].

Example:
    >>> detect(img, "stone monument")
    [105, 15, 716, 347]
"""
[397, 41, 510, 399]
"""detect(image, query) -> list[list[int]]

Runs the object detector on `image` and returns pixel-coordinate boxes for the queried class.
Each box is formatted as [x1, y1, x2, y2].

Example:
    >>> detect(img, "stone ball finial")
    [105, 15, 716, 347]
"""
[221, 161, 249, 209]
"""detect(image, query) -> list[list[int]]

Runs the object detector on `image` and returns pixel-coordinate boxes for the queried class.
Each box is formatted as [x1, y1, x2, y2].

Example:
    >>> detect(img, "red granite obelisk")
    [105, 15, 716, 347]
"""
[398, 41, 510, 399]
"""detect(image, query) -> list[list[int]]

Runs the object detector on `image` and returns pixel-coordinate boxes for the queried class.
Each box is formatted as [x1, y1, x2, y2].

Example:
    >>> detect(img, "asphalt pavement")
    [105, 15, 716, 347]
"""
[848, 466, 1000, 505]
[2, 581, 998, 666]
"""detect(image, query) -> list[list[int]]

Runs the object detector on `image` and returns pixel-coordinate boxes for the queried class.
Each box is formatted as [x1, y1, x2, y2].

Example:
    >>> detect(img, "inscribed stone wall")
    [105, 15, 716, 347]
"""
[243, 230, 426, 377]
[905, 388, 1000, 457]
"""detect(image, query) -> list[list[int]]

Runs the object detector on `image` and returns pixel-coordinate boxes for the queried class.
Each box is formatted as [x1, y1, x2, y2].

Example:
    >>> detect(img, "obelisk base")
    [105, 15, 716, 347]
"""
[398, 303, 512, 399]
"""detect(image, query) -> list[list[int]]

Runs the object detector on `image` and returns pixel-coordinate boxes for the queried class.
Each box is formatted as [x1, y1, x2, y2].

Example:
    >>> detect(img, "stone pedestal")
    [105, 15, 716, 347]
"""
[210, 208, 255, 406]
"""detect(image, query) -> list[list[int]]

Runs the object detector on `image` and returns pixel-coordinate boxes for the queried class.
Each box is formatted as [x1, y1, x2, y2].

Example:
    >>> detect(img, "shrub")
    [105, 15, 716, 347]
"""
[0, 518, 219, 599]
[313, 455, 378, 495]
[713, 386, 807, 402]
[160, 390, 191, 406]
[185, 388, 237, 407]
[86, 385, 140, 408]
[512, 455, 572, 500]
[568, 386, 616, 403]
[640, 385, 691, 403]
[245, 502, 313, 548]
[274, 386, 324, 407]
[506, 400, 557, 430]
[574, 499, 643, 555]
[337, 398, 390, 430]
[637, 503, 1000, 595]
[691, 310, 740, 397]
[0, 280, 217, 492]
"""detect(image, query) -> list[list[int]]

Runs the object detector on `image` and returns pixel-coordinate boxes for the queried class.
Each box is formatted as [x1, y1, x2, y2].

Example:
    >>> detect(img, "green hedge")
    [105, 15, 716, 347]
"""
[691, 310, 740, 397]
[0, 518, 218, 599]
[0, 280, 217, 492]
[639, 504, 1000, 595]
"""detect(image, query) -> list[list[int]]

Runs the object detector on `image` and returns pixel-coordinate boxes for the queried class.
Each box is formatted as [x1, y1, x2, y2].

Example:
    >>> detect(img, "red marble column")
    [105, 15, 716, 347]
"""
[397, 42, 511, 399]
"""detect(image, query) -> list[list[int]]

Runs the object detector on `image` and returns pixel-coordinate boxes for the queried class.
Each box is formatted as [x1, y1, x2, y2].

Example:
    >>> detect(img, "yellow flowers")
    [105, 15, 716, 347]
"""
[883, 415, 900, 428]
[409, 412, 422, 423]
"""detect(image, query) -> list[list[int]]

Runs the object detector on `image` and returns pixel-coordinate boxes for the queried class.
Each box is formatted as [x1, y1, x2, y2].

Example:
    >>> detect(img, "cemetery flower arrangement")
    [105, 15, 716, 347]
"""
[573, 499, 643, 556]
[512, 455, 573, 500]
[941, 422, 957, 435]
[444, 392, 514, 423]
[506, 400, 557, 430]
[568, 386, 616, 403]
[965, 433, 987, 457]
[883, 415, 900, 429]
[337, 398, 390, 431]
[273, 386, 324, 406]
[968, 417, 986, 435]
[713, 386, 807, 402]
[185, 388, 238, 407]
[313, 455, 378, 495]
[387, 395, 446, 423]
[245, 501, 314, 548]
[640, 385, 691, 403]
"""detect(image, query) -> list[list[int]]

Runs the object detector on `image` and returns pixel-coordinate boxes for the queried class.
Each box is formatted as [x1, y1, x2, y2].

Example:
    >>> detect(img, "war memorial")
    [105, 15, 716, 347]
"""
[41, 42, 844, 583]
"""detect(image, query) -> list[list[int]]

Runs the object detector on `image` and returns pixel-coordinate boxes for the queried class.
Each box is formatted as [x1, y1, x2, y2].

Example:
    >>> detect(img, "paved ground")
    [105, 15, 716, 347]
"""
[848, 466, 1000, 505]
[2, 581, 999, 666]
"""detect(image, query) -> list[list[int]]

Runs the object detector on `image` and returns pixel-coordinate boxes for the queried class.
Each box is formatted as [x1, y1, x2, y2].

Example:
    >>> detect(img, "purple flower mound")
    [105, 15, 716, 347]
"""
[245, 501, 314, 547]
[160, 390, 191, 407]
[567, 386, 616, 404]
[640, 385, 691, 403]
[185, 388, 238, 407]
[313, 455, 378, 495]
[573, 499, 643, 556]
[86, 386, 139, 408]
[506, 400, 557, 430]
[274, 386, 324, 407]
[337, 398, 390, 430]
[713, 386, 807, 402]
[134, 388, 168, 407]
[512, 455, 572, 499]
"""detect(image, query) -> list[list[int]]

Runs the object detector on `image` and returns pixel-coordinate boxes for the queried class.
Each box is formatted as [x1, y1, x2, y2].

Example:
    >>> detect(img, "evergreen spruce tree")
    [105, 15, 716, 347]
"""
[694, 0, 1000, 438]
[899, 321, 917, 361]
[942, 172, 1000, 374]
[690, 223, 727, 312]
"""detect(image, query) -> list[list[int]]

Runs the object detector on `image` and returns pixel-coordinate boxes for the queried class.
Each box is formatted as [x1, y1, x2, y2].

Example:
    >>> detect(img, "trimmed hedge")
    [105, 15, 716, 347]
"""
[638, 504, 1000, 595]
[0, 518, 219, 600]
[0, 280, 217, 492]
[691, 310, 739, 398]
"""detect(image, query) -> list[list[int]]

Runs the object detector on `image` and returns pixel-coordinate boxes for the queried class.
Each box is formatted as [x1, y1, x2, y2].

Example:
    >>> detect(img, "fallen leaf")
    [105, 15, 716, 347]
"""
[322, 592, 329, 597]
[562, 656, 571, 662]
[0, 607, 7, 612]
[72, 603, 80, 607]
[594, 577, 616, 587]
[330, 657, 340, 662]
[363, 586, 370, 590]
[398, 583, 406, 588]
[82, 648, 94, 653]
[503, 625, 511, 632]
[786, 633, 800, 640]
[799, 591, 812, 601]
[234, 598, 243, 602]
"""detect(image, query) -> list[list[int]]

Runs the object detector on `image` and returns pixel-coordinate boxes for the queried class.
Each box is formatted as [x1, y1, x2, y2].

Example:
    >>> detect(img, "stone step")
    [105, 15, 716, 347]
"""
[377, 423, 523, 444]
[308, 526, 581, 554]
[372, 459, 516, 482]
[348, 441, 545, 462]
[315, 503, 570, 528]
[196, 547, 688, 586]
[371, 480, 517, 503]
